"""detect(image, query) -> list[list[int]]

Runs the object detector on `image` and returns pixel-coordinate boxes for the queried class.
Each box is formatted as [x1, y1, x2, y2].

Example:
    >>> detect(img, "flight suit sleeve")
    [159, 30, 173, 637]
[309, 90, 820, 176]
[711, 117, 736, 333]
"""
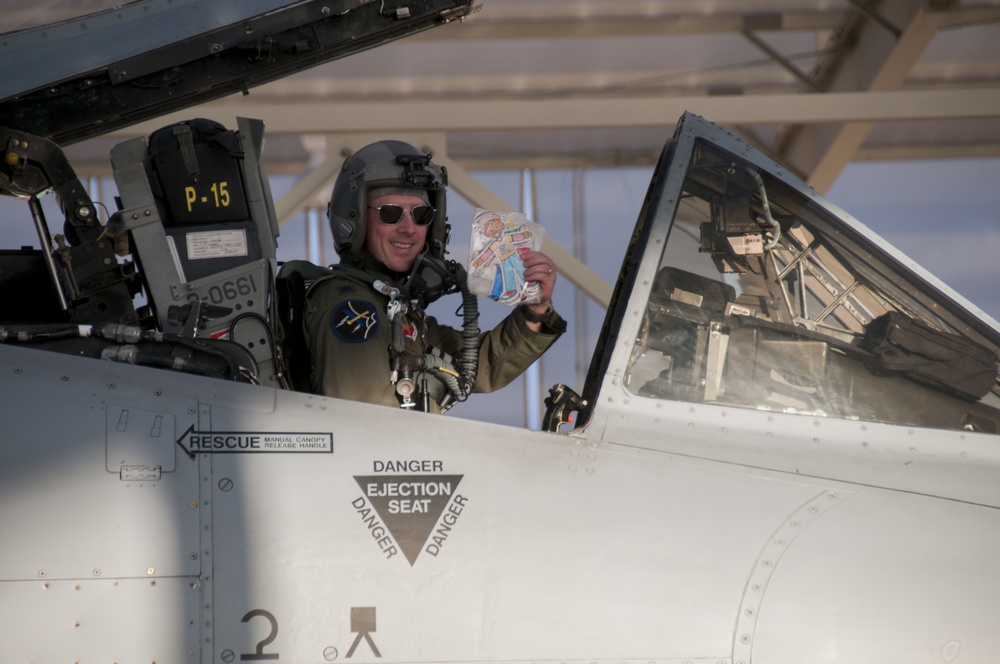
[426, 303, 566, 394]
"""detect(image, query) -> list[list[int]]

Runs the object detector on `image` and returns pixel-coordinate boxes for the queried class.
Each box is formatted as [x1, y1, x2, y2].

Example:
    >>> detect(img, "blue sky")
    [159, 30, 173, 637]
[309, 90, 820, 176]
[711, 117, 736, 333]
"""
[828, 158, 1000, 324]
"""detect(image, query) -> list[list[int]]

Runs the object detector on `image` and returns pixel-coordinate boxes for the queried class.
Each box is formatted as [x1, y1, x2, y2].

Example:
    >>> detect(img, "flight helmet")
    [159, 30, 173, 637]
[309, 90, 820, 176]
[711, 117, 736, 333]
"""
[328, 140, 449, 260]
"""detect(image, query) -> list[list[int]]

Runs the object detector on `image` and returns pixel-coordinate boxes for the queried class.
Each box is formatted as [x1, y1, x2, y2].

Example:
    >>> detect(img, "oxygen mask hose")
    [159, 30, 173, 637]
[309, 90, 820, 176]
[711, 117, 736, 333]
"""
[453, 262, 480, 397]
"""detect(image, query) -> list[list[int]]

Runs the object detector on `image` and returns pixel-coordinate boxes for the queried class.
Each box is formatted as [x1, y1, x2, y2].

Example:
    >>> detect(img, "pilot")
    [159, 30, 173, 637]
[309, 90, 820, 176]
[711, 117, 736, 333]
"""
[299, 140, 565, 412]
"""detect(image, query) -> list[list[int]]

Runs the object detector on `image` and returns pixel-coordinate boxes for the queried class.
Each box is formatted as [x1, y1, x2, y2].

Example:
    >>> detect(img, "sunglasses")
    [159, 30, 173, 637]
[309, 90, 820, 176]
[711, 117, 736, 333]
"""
[369, 204, 436, 226]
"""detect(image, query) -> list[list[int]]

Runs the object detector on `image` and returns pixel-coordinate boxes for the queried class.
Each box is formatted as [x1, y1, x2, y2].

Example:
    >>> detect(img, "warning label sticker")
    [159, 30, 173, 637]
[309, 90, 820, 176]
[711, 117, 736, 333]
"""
[352, 470, 466, 566]
[186, 229, 248, 260]
[175, 426, 333, 456]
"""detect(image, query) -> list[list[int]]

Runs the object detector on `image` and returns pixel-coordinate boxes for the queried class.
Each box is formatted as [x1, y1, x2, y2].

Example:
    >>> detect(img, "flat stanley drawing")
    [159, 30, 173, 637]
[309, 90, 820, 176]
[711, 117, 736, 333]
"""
[469, 210, 543, 305]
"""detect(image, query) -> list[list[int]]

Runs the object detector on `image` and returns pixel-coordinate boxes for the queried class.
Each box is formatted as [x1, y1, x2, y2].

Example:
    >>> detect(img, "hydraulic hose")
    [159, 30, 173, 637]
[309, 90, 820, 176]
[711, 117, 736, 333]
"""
[0, 325, 84, 343]
[0, 321, 257, 382]
[100, 345, 225, 377]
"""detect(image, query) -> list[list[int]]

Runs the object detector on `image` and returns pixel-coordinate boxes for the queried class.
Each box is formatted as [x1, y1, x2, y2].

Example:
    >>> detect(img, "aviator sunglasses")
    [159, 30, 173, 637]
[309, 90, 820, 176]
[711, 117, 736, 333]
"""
[369, 204, 436, 226]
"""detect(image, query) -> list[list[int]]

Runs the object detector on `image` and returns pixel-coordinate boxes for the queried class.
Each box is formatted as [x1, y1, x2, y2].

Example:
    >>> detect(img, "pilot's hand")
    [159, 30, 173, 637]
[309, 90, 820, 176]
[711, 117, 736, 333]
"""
[520, 249, 557, 315]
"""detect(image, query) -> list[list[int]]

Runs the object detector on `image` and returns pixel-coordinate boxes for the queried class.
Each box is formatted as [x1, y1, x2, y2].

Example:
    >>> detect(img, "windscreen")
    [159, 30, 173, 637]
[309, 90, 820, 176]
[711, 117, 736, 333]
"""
[624, 139, 1000, 434]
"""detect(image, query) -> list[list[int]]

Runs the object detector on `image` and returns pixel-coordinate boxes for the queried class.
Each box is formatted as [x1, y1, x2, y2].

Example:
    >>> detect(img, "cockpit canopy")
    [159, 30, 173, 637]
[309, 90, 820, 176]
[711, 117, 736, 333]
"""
[613, 116, 1000, 434]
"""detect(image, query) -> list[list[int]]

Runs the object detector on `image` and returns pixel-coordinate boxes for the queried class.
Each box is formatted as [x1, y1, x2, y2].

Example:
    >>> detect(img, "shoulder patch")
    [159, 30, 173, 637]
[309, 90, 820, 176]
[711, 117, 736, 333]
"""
[331, 299, 381, 342]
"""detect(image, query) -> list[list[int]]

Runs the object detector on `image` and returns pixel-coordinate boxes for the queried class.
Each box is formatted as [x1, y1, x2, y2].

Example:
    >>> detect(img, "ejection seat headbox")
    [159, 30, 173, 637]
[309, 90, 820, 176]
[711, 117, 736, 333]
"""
[144, 118, 250, 223]
[142, 118, 262, 282]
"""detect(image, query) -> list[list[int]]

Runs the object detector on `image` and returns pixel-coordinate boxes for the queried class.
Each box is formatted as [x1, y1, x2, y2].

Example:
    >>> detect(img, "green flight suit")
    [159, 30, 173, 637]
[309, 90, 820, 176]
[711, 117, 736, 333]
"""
[302, 258, 565, 412]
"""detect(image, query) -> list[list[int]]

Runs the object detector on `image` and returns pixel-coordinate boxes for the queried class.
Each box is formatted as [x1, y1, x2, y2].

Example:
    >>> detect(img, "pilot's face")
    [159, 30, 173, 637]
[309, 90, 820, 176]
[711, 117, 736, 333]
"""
[365, 193, 429, 273]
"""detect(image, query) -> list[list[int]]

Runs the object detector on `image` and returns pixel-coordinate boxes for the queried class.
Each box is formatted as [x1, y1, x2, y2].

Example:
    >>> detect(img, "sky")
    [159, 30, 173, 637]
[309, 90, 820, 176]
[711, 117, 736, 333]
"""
[827, 158, 1000, 325]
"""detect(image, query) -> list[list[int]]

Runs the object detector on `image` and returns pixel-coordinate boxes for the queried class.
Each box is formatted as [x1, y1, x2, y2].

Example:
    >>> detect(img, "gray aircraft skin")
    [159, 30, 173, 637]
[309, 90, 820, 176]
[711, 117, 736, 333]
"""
[2, 3, 1000, 663]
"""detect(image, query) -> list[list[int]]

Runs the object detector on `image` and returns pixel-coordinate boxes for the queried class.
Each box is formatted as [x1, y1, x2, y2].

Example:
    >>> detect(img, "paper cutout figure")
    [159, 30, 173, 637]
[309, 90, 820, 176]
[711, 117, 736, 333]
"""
[468, 209, 544, 305]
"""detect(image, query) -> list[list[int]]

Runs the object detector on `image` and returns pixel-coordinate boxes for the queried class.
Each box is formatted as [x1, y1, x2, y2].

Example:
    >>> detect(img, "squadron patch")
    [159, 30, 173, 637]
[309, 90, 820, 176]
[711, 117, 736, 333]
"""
[332, 299, 380, 342]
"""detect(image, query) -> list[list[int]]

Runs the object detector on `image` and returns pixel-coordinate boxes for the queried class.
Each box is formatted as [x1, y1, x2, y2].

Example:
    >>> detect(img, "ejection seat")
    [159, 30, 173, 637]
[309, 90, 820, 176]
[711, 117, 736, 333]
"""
[108, 117, 283, 387]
